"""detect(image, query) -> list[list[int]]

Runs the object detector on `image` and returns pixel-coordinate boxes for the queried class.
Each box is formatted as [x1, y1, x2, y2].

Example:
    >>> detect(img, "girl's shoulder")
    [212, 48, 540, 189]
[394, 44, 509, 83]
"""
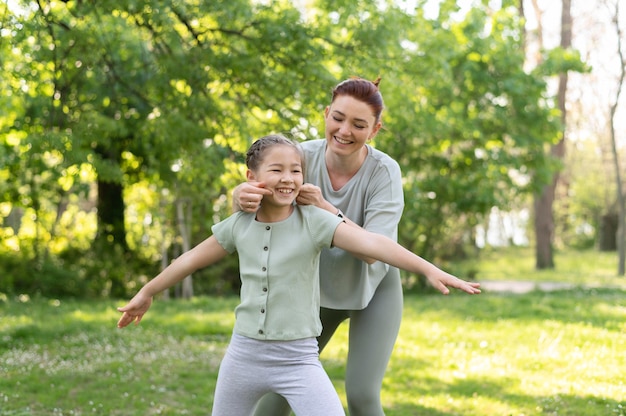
[296, 204, 341, 224]
[296, 203, 329, 216]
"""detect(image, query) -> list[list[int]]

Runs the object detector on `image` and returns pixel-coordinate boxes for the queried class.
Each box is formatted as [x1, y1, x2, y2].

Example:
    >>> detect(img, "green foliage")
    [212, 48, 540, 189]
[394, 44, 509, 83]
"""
[1, 1, 574, 297]
[554, 138, 617, 250]
[378, 5, 563, 259]
[0, 244, 144, 299]
[536, 46, 591, 77]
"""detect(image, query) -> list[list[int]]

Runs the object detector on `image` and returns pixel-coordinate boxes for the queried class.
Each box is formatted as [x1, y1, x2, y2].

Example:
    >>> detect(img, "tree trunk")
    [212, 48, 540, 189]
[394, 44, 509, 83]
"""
[533, 186, 555, 269]
[533, 0, 572, 270]
[176, 197, 194, 299]
[599, 212, 618, 252]
[96, 179, 128, 247]
[96, 178, 128, 297]
[608, 1, 626, 275]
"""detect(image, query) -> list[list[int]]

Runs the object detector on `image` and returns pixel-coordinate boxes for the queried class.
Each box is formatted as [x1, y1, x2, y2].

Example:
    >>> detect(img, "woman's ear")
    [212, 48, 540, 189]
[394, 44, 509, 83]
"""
[246, 169, 256, 181]
[369, 121, 382, 140]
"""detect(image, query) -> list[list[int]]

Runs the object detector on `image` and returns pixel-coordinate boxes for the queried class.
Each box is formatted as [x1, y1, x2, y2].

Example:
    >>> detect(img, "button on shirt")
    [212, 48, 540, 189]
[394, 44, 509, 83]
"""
[211, 205, 343, 341]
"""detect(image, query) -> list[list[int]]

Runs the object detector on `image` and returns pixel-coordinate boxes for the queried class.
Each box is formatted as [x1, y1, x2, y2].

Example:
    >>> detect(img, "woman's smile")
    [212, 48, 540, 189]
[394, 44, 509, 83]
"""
[333, 135, 353, 145]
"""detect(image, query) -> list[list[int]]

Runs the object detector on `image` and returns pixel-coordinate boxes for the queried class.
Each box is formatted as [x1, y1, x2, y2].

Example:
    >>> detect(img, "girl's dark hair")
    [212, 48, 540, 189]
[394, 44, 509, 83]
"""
[331, 76, 384, 123]
[246, 134, 305, 174]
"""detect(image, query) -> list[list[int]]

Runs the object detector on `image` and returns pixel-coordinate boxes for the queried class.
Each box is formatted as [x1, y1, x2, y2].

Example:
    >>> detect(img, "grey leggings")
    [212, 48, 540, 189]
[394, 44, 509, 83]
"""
[252, 272, 403, 416]
[212, 333, 345, 416]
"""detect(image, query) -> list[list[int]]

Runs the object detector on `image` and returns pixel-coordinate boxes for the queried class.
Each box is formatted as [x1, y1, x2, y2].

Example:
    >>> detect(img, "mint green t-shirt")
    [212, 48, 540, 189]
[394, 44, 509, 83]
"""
[211, 204, 343, 341]
[301, 139, 405, 310]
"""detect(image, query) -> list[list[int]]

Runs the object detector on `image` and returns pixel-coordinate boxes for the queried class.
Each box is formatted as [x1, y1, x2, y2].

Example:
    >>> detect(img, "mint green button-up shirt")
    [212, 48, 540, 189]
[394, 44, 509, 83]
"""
[211, 204, 343, 341]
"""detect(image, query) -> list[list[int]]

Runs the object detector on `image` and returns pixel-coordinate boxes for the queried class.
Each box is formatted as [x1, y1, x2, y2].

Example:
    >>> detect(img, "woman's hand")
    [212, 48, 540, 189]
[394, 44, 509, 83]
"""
[296, 184, 332, 211]
[233, 181, 272, 212]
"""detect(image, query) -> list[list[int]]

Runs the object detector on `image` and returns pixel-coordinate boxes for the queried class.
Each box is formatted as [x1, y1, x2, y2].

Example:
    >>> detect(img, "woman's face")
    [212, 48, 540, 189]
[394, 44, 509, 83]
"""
[324, 95, 381, 157]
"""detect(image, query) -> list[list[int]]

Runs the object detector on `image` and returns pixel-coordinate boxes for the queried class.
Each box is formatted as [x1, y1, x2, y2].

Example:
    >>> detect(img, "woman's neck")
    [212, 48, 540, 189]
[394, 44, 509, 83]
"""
[325, 146, 368, 191]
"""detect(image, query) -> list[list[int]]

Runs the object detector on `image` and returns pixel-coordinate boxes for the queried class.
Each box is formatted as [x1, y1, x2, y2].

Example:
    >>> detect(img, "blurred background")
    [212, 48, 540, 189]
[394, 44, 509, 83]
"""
[1, 0, 624, 299]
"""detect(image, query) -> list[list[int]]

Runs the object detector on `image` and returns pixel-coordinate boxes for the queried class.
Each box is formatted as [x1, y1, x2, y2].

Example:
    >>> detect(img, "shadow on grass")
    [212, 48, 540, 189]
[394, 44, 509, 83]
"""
[0, 296, 239, 348]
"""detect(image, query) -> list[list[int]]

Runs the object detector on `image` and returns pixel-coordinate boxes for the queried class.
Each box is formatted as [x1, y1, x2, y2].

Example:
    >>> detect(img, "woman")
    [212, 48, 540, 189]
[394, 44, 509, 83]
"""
[234, 77, 440, 415]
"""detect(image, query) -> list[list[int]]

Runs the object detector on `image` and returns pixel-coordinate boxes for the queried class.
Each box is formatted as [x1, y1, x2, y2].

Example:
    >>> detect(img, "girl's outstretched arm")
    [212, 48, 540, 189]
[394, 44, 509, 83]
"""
[117, 236, 229, 328]
[332, 223, 481, 295]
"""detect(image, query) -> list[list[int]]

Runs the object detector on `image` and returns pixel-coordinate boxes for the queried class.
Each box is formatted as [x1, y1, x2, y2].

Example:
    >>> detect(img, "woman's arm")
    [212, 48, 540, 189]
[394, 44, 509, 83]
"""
[332, 223, 481, 295]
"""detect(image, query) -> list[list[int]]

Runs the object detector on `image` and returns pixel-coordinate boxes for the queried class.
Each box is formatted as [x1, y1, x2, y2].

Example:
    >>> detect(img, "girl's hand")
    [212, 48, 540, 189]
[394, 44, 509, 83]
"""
[426, 270, 481, 295]
[117, 293, 153, 328]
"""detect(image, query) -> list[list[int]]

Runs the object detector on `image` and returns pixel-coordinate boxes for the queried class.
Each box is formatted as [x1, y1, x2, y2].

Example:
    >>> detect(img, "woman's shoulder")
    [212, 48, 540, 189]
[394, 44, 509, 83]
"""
[366, 145, 401, 174]
[300, 139, 325, 153]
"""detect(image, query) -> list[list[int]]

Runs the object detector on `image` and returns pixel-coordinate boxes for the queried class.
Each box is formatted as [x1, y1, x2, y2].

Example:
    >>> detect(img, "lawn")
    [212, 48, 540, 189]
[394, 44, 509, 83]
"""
[1, 248, 625, 415]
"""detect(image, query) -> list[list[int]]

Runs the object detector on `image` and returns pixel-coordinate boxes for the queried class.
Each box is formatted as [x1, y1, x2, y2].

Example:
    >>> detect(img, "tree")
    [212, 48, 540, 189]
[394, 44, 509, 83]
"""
[3, 0, 336, 296]
[605, 0, 626, 274]
[532, 0, 571, 269]
[383, 1, 562, 261]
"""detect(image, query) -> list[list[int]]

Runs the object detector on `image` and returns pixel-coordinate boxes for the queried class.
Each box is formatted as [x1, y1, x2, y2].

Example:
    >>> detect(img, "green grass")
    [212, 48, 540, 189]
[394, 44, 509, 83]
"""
[1, 248, 625, 415]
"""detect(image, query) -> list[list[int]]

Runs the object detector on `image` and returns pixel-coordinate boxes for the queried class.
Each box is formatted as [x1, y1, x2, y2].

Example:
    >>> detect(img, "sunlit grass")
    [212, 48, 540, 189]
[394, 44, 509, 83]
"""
[382, 290, 626, 415]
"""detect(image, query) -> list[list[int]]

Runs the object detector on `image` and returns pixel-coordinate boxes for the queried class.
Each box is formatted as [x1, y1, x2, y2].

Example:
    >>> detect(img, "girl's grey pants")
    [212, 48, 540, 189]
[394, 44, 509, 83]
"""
[211, 333, 345, 416]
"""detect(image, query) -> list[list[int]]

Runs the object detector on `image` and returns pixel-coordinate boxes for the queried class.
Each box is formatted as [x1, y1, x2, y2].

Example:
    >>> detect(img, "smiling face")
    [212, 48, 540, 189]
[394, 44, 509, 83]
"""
[324, 95, 381, 157]
[247, 144, 304, 208]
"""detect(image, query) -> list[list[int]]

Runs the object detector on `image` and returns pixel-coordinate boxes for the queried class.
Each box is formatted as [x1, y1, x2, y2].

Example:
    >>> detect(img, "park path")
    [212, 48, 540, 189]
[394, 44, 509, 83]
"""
[479, 280, 589, 294]
[480, 280, 626, 293]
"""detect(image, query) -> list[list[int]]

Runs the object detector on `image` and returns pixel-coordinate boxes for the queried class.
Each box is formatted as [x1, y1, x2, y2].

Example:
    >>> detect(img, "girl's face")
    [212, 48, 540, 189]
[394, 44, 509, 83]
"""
[247, 145, 304, 208]
[324, 95, 381, 157]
